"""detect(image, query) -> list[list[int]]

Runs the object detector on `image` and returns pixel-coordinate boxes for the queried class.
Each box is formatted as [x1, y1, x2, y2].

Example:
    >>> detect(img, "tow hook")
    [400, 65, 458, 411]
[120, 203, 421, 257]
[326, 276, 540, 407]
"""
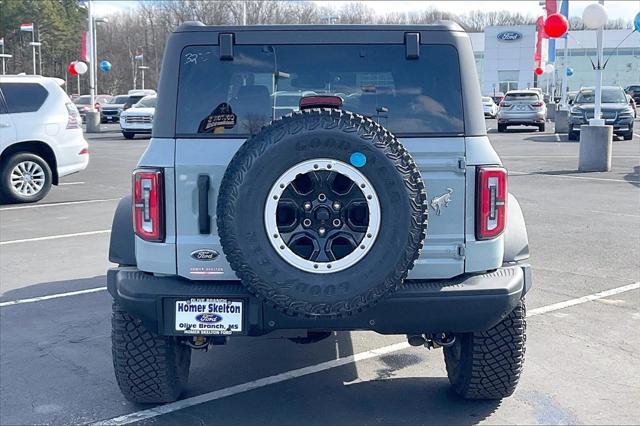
[406, 333, 456, 349]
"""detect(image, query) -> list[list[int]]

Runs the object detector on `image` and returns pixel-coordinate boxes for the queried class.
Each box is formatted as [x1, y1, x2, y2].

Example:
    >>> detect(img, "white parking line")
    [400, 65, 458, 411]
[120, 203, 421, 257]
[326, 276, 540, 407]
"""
[0, 229, 111, 245]
[92, 281, 640, 426]
[510, 171, 638, 183]
[0, 198, 119, 211]
[58, 181, 85, 186]
[0, 287, 107, 307]
[634, 133, 640, 138]
[554, 134, 561, 142]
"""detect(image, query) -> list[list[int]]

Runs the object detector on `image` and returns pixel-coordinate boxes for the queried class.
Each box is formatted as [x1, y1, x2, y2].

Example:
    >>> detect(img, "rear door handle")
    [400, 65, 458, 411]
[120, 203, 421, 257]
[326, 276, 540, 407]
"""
[197, 175, 211, 234]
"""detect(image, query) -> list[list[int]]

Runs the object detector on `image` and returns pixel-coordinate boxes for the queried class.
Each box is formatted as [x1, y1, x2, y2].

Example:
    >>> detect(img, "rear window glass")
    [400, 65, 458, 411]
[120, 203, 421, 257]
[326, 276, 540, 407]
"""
[504, 93, 539, 102]
[75, 96, 91, 105]
[176, 44, 464, 137]
[0, 82, 49, 113]
[114, 95, 129, 103]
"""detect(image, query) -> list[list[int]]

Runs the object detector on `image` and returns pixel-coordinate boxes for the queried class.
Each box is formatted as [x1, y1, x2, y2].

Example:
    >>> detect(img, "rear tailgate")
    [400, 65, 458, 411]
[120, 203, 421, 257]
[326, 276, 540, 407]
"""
[174, 136, 466, 280]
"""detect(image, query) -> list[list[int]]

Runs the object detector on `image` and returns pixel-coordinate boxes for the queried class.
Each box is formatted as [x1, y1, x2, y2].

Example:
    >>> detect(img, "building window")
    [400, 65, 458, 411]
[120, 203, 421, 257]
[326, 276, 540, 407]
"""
[498, 70, 519, 93]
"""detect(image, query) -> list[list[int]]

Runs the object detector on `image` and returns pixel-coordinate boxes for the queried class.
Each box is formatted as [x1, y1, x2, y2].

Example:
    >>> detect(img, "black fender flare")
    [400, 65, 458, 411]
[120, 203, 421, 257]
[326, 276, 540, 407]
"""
[503, 193, 530, 263]
[109, 195, 136, 266]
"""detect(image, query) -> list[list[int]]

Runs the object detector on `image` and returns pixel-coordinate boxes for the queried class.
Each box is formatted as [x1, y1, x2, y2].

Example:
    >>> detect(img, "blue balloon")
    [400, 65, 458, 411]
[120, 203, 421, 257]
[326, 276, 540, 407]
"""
[634, 12, 640, 32]
[566, 67, 574, 77]
[99, 60, 112, 72]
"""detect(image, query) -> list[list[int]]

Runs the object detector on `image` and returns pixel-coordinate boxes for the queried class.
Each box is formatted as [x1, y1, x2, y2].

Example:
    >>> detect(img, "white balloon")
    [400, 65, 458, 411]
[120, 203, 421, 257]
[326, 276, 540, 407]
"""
[582, 3, 608, 29]
[74, 61, 88, 75]
[545, 63, 555, 73]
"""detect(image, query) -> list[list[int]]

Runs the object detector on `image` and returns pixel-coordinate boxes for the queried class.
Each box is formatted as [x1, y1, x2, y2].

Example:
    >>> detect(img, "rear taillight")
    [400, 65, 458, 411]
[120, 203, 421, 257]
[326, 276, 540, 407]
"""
[532, 102, 543, 107]
[133, 169, 164, 242]
[476, 167, 507, 240]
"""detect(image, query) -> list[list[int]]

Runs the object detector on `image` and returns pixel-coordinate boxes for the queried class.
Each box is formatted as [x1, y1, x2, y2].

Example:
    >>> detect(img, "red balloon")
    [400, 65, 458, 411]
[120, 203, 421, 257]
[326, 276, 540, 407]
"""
[535, 67, 544, 76]
[68, 62, 78, 76]
[544, 13, 569, 38]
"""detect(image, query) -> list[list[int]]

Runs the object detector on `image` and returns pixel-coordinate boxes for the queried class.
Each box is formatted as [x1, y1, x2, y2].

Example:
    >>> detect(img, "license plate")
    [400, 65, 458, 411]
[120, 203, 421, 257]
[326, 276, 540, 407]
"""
[175, 298, 243, 335]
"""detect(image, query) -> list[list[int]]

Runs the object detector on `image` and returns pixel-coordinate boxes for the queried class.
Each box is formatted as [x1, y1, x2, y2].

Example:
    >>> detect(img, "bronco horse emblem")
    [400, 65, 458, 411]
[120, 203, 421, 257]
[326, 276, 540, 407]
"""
[430, 188, 453, 216]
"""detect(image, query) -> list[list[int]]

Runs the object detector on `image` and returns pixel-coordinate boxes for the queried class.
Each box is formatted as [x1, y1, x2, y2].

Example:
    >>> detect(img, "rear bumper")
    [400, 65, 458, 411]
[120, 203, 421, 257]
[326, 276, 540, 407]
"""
[498, 111, 545, 124]
[120, 128, 152, 134]
[107, 264, 531, 337]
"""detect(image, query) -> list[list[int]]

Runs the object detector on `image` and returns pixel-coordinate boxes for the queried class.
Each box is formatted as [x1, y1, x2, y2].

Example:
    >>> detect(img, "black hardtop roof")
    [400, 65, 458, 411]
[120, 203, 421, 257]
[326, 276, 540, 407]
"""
[174, 21, 465, 33]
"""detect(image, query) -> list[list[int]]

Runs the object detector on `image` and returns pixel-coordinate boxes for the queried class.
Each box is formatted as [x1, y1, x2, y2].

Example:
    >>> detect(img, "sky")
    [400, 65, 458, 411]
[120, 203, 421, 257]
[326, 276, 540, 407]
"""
[91, 0, 640, 21]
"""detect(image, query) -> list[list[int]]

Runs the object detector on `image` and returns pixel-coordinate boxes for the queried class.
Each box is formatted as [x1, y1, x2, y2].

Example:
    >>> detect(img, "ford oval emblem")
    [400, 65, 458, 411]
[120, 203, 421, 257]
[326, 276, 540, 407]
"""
[497, 31, 522, 42]
[196, 313, 223, 323]
[190, 249, 220, 261]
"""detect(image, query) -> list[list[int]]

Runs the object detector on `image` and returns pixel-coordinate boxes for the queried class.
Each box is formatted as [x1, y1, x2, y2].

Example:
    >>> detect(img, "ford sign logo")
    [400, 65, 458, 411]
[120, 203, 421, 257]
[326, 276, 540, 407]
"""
[497, 31, 522, 42]
[191, 249, 220, 261]
[196, 313, 223, 323]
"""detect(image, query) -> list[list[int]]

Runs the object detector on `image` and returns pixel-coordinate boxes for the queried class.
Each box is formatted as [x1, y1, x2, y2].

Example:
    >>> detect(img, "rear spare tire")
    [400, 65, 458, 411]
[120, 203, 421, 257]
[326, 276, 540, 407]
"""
[217, 109, 427, 317]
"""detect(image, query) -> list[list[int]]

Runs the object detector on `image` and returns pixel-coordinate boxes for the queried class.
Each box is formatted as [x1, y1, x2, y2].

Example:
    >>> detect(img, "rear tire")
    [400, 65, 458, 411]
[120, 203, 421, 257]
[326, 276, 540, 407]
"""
[538, 123, 545, 132]
[123, 132, 135, 139]
[497, 123, 506, 132]
[111, 302, 191, 403]
[623, 130, 633, 141]
[568, 131, 578, 141]
[444, 300, 526, 399]
[0, 152, 52, 204]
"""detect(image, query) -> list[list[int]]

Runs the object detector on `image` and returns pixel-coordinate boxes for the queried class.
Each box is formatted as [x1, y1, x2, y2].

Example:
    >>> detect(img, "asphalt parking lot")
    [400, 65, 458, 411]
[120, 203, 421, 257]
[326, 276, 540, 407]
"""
[1, 120, 639, 425]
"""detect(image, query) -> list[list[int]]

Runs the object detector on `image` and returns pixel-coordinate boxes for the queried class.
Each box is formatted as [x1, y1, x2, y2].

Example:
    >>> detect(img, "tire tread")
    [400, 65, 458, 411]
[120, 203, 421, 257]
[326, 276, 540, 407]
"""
[111, 302, 190, 403]
[444, 301, 526, 399]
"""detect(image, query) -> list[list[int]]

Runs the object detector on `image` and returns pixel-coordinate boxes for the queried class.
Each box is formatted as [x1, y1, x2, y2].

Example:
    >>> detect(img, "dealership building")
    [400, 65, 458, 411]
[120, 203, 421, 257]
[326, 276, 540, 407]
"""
[469, 26, 640, 96]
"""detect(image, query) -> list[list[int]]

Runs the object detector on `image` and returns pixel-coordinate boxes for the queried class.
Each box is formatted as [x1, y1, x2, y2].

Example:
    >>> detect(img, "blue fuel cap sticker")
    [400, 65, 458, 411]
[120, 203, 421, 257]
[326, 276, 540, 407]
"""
[350, 152, 367, 168]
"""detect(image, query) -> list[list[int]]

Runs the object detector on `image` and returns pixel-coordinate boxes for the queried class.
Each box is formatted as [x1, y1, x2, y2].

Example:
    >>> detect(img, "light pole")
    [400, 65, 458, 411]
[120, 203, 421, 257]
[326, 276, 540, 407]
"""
[85, 0, 101, 132]
[138, 66, 149, 90]
[0, 48, 11, 74]
[29, 26, 39, 75]
[93, 17, 108, 95]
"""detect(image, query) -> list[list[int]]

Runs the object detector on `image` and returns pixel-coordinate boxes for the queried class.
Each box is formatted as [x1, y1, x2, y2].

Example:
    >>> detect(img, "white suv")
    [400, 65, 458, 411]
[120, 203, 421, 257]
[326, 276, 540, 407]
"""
[119, 94, 156, 139]
[0, 75, 89, 203]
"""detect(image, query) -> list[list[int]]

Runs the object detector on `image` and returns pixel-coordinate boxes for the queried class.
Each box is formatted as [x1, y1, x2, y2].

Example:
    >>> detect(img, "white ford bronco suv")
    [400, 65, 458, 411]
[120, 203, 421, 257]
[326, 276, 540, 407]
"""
[108, 22, 531, 403]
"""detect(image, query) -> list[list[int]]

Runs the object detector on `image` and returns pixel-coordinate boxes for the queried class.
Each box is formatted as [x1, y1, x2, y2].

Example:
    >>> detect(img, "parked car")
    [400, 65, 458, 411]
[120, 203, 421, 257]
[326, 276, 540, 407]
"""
[74, 94, 113, 121]
[119, 94, 156, 139]
[625, 94, 637, 118]
[569, 86, 634, 140]
[108, 22, 531, 403]
[100, 94, 129, 123]
[624, 84, 640, 104]
[0, 75, 89, 203]
[567, 90, 578, 105]
[497, 90, 546, 132]
[481, 96, 498, 118]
